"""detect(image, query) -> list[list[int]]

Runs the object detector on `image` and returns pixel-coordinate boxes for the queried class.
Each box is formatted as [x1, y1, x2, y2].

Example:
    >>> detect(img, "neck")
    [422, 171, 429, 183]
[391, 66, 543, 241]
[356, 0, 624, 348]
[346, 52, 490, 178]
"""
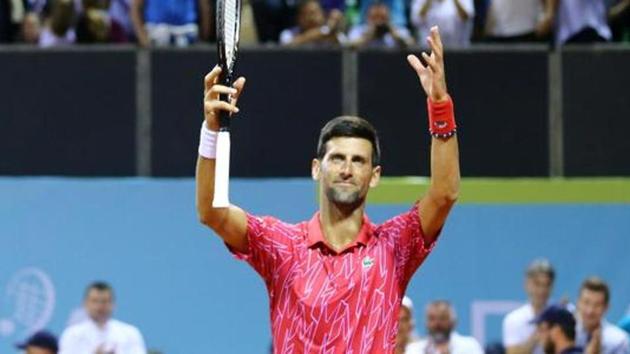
[555, 338, 574, 354]
[92, 317, 108, 328]
[319, 198, 365, 252]
[532, 301, 547, 314]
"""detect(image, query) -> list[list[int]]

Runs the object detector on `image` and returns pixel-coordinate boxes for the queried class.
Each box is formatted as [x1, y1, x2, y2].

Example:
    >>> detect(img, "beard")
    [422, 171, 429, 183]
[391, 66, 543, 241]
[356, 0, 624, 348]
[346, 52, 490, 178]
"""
[429, 329, 452, 344]
[544, 340, 555, 354]
[325, 183, 364, 208]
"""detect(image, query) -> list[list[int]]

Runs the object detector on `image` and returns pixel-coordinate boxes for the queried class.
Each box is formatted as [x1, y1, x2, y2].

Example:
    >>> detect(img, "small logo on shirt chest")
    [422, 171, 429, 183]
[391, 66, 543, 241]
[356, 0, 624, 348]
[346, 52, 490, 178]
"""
[362, 256, 374, 270]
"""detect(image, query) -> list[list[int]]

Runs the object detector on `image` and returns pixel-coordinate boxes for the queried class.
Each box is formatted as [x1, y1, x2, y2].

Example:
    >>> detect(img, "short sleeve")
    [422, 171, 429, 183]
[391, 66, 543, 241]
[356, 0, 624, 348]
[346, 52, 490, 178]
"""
[380, 203, 438, 290]
[502, 311, 527, 347]
[226, 214, 294, 283]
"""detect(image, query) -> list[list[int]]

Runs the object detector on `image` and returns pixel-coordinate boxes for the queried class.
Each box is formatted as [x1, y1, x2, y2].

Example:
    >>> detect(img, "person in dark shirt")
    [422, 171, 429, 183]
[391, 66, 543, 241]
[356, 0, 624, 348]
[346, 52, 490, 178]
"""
[534, 304, 583, 354]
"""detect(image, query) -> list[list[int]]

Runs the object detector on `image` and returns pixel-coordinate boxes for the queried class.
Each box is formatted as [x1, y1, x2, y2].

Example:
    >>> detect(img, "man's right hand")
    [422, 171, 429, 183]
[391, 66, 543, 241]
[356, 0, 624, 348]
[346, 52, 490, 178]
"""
[204, 66, 246, 131]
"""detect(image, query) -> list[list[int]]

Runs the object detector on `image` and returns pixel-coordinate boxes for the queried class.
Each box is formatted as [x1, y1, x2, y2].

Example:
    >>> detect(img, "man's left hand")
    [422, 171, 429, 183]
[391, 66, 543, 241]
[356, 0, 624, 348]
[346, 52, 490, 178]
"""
[407, 26, 448, 102]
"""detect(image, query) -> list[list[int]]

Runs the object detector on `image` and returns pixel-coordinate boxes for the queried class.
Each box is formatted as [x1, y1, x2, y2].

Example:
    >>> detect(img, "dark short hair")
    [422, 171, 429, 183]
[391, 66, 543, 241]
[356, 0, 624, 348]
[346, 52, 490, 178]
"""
[316, 116, 381, 166]
[557, 320, 576, 341]
[580, 276, 610, 305]
[84, 281, 114, 300]
[526, 258, 555, 283]
[296, 0, 321, 16]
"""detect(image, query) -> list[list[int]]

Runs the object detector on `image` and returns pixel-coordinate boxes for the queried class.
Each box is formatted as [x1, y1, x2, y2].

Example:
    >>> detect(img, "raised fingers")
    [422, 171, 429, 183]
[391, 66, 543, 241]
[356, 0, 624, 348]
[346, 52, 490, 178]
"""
[230, 77, 246, 106]
[205, 100, 239, 115]
[421, 51, 438, 73]
[429, 26, 443, 56]
[204, 65, 222, 92]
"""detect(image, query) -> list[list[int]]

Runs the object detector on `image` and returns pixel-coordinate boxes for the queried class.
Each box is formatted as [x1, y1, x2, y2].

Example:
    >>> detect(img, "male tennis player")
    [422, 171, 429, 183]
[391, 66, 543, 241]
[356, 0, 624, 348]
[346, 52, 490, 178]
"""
[196, 26, 460, 353]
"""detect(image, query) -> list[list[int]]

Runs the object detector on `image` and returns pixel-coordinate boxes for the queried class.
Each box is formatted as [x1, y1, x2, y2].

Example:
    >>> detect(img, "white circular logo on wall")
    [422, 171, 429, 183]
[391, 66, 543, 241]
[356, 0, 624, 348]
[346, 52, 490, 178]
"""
[0, 267, 55, 338]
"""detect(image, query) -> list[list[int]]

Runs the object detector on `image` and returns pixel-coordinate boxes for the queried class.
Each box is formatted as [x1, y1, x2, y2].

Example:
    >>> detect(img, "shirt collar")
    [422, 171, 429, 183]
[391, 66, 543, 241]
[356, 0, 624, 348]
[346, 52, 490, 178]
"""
[306, 212, 372, 252]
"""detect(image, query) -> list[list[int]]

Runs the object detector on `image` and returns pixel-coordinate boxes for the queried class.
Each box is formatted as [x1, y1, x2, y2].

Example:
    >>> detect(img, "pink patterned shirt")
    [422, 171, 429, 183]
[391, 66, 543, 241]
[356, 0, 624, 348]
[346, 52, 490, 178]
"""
[229, 204, 437, 354]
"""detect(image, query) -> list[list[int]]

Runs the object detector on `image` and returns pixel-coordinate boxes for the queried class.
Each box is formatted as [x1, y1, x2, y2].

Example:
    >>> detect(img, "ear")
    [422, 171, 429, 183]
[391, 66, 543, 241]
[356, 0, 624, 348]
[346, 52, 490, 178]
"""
[369, 165, 381, 188]
[311, 158, 321, 181]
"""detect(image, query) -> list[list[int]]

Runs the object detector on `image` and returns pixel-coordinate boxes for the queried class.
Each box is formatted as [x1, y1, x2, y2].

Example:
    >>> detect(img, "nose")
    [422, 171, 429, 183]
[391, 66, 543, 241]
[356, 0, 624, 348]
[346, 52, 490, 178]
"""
[340, 160, 353, 178]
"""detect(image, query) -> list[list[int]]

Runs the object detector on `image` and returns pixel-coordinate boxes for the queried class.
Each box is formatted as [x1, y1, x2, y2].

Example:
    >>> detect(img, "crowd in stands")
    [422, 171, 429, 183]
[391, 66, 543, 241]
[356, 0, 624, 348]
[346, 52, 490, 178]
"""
[0, 0, 629, 48]
[16, 260, 630, 354]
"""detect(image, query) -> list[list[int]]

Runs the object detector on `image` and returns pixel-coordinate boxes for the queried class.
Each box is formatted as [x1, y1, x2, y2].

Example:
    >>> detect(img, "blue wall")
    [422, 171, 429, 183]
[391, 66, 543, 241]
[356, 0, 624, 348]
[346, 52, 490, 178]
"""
[1, 178, 629, 353]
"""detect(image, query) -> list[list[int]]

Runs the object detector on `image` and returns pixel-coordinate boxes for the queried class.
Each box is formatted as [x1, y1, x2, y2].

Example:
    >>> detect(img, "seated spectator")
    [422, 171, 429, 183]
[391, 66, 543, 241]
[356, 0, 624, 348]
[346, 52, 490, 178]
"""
[349, 1, 413, 48]
[556, 0, 611, 45]
[77, 7, 126, 42]
[408, 300, 483, 354]
[15, 330, 59, 354]
[482, 0, 557, 42]
[534, 304, 582, 354]
[59, 281, 146, 354]
[130, 0, 210, 47]
[39, 0, 76, 47]
[108, 0, 134, 40]
[279, 0, 345, 46]
[396, 296, 422, 354]
[608, 0, 630, 42]
[503, 258, 555, 354]
[1, 0, 25, 42]
[575, 277, 630, 354]
[359, 0, 407, 28]
[410, 0, 474, 48]
[22, 12, 42, 43]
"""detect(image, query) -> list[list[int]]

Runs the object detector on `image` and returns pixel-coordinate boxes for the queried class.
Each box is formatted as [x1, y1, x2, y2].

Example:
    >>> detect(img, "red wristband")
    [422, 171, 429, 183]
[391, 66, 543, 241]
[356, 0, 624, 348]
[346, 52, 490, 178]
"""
[427, 96, 457, 138]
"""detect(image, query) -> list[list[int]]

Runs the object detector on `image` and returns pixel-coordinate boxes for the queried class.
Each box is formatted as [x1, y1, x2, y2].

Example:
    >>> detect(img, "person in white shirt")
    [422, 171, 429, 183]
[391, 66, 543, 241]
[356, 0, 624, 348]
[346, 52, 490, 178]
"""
[483, 0, 558, 42]
[410, 0, 474, 48]
[575, 277, 630, 354]
[59, 281, 146, 354]
[407, 300, 483, 354]
[503, 258, 556, 354]
[555, 0, 611, 45]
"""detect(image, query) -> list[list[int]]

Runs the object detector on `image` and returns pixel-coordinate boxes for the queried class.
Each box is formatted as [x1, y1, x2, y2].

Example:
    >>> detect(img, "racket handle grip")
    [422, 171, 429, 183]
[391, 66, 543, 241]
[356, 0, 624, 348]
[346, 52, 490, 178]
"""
[212, 131, 231, 208]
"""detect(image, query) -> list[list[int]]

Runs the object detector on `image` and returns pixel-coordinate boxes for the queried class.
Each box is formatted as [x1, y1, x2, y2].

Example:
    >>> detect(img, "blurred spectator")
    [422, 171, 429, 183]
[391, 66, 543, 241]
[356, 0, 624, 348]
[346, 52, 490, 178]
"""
[77, 7, 126, 42]
[251, 0, 296, 43]
[359, 0, 407, 28]
[22, 11, 42, 43]
[608, 0, 630, 41]
[1, 0, 25, 42]
[39, 0, 76, 47]
[410, 0, 474, 48]
[503, 258, 555, 354]
[109, 0, 134, 39]
[349, 1, 413, 48]
[409, 300, 483, 354]
[556, 0, 611, 45]
[279, 0, 345, 46]
[575, 277, 630, 354]
[130, 0, 210, 47]
[15, 330, 59, 354]
[396, 296, 422, 354]
[482, 0, 557, 42]
[533, 304, 582, 354]
[59, 281, 146, 354]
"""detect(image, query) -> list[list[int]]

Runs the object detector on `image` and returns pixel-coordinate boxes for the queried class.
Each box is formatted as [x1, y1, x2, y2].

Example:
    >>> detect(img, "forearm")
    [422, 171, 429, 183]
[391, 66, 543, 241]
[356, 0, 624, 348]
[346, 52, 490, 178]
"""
[420, 0, 432, 19]
[453, 0, 470, 21]
[196, 155, 228, 228]
[428, 135, 460, 204]
[505, 337, 538, 354]
[542, 0, 558, 20]
[609, 0, 630, 21]
[130, 0, 148, 44]
[198, 0, 211, 40]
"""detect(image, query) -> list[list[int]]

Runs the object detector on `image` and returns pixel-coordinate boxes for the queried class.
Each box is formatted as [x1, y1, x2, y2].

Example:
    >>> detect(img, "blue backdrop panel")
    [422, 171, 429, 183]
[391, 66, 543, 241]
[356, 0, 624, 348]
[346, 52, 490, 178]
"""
[1, 178, 629, 353]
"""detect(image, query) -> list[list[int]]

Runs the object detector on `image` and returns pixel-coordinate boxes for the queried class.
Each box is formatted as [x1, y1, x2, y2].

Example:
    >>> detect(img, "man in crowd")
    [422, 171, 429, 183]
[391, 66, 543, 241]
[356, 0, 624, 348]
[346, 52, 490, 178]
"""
[410, 300, 483, 354]
[503, 258, 556, 354]
[535, 304, 582, 354]
[59, 281, 146, 354]
[16, 330, 59, 354]
[575, 277, 630, 354]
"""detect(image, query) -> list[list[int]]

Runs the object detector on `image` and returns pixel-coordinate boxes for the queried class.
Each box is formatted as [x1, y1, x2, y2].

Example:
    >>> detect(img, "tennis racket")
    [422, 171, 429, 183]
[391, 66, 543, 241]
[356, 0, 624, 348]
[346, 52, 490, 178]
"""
[213, 0, 242, 208]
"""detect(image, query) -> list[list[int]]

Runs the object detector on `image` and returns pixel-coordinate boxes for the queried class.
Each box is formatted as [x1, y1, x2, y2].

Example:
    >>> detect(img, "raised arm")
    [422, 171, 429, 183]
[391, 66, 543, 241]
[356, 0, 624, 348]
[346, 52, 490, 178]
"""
[130, 0, 150, 47]
[407, 26, 460, 243]
[196, 66, 249, 253]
